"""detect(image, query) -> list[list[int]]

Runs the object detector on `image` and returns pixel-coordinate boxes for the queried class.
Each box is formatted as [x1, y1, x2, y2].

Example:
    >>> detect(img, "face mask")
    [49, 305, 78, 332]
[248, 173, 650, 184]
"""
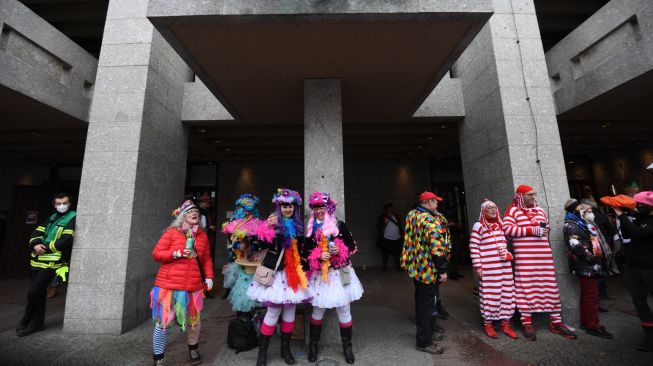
[56, 204, 70, 214]
[584, 212, 595, 222]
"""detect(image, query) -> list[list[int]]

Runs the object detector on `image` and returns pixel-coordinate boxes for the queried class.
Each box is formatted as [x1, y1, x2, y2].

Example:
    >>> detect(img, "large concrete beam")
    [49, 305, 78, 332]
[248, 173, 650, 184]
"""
[413, 75, 465, 119]
[456, 0, 578, 325]
[147, 0, 491, 124]
[64, 0, 192, 335]
[181, 79, 233, 123]
[0, 0, 97, 122]
[546, 0, 653, 119]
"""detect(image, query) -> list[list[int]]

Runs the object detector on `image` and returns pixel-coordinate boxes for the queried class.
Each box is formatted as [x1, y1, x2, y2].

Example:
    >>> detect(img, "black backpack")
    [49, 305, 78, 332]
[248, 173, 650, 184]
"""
[227, 316, 258, 353]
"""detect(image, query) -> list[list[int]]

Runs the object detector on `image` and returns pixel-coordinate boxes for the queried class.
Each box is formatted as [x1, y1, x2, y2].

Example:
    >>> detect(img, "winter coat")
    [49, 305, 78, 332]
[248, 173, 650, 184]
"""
[618, 213, 653, 269]
[152, 227, 214, 291]
[302, 221, 357, 271]
[563, 219, 606, 278]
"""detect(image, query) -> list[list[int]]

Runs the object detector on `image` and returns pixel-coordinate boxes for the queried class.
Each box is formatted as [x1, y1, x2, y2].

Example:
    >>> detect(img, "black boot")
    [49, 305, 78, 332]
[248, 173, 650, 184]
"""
[257, 335, 271, 366]
[152, 353, 164, 366]
[280, 332, 296, 365]
[637, 326, 653, 352]
[16, 317, 30, 332]
[188, 344, 201, 365]
[340, 326, 355, 364]
[308, 323, 322, 362]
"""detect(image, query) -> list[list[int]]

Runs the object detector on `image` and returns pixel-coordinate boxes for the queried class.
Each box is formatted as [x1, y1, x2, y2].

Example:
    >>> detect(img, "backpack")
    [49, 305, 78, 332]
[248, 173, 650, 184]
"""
[227, 316, 258, 353]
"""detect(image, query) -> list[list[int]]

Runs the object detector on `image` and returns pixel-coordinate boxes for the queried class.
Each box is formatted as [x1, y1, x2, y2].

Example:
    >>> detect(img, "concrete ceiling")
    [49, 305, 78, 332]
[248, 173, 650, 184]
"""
[557, 69, 653, 122]
[166, 16, 476, 124]
[557, 70, 653, 160]
[149, 3, 492, 125]
[0, 85, 87, 164]
[187, 120, 461, 162]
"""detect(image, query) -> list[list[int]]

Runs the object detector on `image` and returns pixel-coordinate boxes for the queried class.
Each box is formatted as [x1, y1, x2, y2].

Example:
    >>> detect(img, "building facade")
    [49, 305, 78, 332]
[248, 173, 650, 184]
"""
[1, 0, 651, 335]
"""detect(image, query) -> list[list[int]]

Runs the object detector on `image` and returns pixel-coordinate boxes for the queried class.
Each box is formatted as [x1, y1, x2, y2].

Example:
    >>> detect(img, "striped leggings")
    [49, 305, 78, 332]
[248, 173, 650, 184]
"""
[153, 322, 201, 356]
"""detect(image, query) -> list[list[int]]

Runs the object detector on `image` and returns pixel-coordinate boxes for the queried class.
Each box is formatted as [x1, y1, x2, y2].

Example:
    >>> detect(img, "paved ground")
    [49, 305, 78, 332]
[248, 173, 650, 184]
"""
[0, 267, 652, 366]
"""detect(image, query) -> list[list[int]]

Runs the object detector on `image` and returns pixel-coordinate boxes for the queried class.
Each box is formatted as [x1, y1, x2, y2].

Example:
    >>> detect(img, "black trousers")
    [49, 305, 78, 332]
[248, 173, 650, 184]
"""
[414, 279, 437, 347]
[22, 269, 56, 327]
[380, 238, 402, 269]
[626, 264, 653, 325]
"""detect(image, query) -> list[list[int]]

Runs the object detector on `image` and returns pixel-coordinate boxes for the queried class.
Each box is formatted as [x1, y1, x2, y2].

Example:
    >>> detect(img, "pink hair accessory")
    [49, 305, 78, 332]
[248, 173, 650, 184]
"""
[309, 191, 337, 215]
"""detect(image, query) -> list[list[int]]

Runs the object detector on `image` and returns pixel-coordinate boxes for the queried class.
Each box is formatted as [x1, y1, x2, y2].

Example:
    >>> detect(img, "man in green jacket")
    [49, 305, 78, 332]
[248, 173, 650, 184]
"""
[17, 192, 76, 337]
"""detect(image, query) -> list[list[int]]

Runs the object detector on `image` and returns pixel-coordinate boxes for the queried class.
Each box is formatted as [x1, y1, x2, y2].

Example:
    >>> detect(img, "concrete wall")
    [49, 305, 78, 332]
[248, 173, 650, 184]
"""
[181, 79, 233, 122]
[344, 159, 431, 268]
[0, 165, 50, 210]
[0, 0, 97, 121]
[546, 0, 653, 114]
[214, 159, 430, 269]
[65, 0, 192, 335]
[456, 0, 578, 324]
[413, 75, 465, 118]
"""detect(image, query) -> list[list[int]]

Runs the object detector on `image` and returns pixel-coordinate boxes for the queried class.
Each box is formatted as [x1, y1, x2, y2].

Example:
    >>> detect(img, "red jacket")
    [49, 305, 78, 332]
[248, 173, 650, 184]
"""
[152, 227, 214, 292]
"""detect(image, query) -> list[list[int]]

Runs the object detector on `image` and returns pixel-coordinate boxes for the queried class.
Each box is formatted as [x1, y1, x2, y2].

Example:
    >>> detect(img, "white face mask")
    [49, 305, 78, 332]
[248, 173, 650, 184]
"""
[56, 204, 70, 214]
[584, 212, 595, 222]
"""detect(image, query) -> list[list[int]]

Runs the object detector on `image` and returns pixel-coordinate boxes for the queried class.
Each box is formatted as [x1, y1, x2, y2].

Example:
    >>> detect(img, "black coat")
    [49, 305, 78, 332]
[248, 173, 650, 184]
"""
[302, 220, 357, 270]
[618, 213, 653, 268]
[563, 218, 607, 278]
[258, 233, 304, 272]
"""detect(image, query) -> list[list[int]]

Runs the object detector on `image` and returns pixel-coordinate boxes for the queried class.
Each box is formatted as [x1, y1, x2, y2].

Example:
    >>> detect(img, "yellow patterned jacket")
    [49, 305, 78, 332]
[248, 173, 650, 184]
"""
[401, 206, 450, 284]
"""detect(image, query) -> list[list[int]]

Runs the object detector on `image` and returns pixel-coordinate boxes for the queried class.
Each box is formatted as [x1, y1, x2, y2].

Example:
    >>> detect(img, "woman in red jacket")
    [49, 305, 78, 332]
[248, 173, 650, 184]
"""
[150, 200, 214, 366]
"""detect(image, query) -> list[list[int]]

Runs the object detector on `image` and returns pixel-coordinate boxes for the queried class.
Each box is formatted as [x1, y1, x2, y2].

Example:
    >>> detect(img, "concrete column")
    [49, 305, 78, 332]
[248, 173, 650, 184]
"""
[64, 0, 193, 334]
[304, 79, 345, 220]
[456, 0, 578, 324]
[303, 79, 346, 345]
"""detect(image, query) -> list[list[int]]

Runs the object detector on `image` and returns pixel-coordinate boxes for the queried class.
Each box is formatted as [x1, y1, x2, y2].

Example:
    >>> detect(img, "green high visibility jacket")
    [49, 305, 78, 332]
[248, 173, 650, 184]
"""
[29, 211, 76, 270]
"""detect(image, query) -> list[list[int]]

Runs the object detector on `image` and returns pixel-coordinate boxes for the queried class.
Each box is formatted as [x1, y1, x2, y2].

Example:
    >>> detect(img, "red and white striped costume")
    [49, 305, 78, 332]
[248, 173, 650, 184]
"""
[470, 221, 515, 321]
[503, 194, 562, 325]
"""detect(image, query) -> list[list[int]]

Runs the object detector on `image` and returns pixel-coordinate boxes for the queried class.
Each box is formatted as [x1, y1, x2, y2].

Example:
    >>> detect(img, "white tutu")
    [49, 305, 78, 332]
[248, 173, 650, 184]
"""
[247, 270, 314, 306]
[310, 266, 364, 309]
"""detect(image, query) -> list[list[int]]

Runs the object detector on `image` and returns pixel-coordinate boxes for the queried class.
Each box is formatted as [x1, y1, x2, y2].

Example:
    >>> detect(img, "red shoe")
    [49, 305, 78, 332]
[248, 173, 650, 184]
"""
[549, 323, 577, 340]
[501, 322, 518, 339]
[484, 324, 498, 339]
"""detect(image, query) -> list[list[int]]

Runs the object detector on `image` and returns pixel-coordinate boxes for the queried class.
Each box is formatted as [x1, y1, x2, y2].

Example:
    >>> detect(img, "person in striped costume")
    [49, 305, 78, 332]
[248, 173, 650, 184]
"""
[469, 199, 518, 339]
[503, 184, 576, 341]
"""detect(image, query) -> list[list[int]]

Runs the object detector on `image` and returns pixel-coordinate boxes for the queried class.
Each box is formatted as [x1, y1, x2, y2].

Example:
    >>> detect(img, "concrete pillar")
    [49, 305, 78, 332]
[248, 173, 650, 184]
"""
[304, 79, 345, 220]
[303, 79, 345, 345]
[456, 0, 578, 325]
[64, 0, 193, 334]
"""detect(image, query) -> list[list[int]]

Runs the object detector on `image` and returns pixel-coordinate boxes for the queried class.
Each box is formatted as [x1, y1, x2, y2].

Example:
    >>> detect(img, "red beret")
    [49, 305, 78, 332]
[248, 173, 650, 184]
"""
[516, 185, 535, 194]
[419, 191, 442, 202]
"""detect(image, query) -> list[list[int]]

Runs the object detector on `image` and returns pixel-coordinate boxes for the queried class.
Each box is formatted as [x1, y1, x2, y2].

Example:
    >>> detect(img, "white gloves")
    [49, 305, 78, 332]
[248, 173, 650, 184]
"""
[172, 250, 182, 259]
[205, 278, 213, 291]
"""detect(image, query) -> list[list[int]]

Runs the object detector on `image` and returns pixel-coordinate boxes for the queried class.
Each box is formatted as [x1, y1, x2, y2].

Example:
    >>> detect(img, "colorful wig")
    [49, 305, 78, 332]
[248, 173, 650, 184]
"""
[233, 193, 260, 220]
[306, 191, 339, 238]
[273, 188, 304, 240]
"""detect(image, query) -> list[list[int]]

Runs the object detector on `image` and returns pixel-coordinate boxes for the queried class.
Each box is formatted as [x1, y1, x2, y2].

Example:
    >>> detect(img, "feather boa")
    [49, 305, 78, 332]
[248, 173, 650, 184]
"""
[307, 232, 349, 282]
[257, 224, 307, 291]
[256, 224, 275, 243]
[283, 239, 308, 292]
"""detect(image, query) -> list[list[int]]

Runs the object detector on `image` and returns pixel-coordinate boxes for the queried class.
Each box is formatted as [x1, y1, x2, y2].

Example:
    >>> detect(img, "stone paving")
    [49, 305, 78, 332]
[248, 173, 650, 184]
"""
[1, 267, 652, 365]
